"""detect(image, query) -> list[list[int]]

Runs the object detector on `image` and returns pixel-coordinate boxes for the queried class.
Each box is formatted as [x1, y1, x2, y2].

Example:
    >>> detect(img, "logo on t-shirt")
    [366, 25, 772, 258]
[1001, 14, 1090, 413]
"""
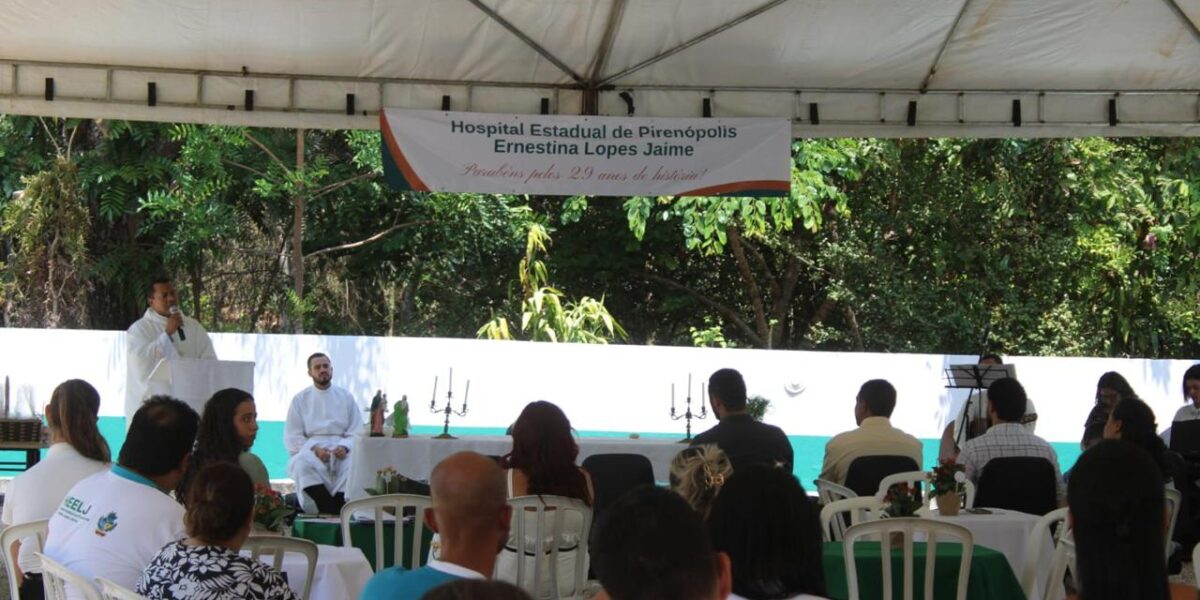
[56, 495, 92, 523]
[94, 512, 118, 536]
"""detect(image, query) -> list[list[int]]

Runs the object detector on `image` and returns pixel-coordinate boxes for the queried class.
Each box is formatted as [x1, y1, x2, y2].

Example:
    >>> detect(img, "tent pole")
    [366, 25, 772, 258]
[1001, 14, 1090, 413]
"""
[292, 128, 306, 333]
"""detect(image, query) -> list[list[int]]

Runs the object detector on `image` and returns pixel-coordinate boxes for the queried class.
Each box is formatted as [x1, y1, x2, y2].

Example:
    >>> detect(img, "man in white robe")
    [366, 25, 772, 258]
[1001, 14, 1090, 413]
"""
[125, 278, 216, 425]
[285, 352, 362, 514]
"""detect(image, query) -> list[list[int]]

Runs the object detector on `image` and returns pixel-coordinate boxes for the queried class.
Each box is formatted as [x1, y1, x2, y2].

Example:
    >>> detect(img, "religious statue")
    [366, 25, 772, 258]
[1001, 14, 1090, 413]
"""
[369, 390, 388, 437]
[392, 395, 410, 438]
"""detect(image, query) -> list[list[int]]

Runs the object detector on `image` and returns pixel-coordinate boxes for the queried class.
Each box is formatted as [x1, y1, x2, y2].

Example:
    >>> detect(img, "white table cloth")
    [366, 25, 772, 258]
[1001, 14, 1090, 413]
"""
[246, 544, 373, 600]
[347, 434, 686, 501]
[926, 508, 1056, 600]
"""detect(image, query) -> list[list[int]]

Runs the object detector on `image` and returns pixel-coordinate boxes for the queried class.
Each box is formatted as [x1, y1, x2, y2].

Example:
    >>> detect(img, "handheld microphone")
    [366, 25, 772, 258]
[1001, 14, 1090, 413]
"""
[169, 305, 187, 341]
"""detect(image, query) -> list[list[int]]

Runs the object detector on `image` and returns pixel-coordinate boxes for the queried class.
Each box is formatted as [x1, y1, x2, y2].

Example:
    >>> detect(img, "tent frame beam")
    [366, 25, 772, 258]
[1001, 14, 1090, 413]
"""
[588, 0, 628, 84]
[463, 0, 585, 85]
[1160, 0, 1200, 47]
[919, 0, 975, 92]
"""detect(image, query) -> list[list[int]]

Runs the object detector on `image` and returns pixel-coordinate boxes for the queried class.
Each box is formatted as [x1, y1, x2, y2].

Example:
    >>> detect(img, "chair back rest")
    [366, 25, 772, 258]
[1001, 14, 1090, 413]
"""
[1165, 487, 1182, 559]
[975, 457, 1057, 515]
[339, 493, 433, 571]
[506, 494, 593, 598]
[0, 519, 49, 600]
[1019, 506, 1068, 600]
[581, 453, 654, 515]
[35, 552, 101, 600]
[243, 535, 319, 600]
[1192, 537, 1200, 588]
[814, 479, 858, 504]
[95, 576, 149, 600]
[1042, 535, 1076, 600]
[819, 496, 884, 542]
[873, 470, 928, 501]
[842, 518, 974, 600]
[844, 456, 920, 498]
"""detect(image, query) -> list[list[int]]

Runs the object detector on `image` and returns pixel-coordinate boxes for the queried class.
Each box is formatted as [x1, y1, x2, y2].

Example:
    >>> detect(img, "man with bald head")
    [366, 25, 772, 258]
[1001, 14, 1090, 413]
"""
[359, 452, 511, 600]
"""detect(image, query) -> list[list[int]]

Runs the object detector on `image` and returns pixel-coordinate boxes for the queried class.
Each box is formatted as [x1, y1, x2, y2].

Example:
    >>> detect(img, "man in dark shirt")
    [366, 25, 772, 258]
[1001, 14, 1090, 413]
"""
[691, 368, 793, 472]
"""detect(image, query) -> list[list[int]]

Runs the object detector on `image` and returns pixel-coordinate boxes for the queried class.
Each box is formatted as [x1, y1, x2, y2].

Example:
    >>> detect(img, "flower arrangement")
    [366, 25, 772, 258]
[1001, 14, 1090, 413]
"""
[253, 484, 296, 532]
[927, 458, 967, 497]
[881, 483, 923, 518]
[365, 466, 411, 496]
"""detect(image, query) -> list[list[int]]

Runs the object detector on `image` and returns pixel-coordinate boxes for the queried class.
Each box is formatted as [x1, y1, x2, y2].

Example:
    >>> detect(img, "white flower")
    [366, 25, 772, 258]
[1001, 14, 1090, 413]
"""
[954, 471, 967, 482]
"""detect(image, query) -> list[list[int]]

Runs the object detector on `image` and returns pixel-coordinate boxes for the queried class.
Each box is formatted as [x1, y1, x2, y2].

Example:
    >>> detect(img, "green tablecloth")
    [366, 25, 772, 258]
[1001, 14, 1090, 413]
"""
[823, 541, 1025, 600]
[291, 518, 433, 571]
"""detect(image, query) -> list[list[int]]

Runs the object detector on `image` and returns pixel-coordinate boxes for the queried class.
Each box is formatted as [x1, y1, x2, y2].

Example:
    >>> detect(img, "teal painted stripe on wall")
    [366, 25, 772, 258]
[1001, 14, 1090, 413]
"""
[0, 417, 1084, 490]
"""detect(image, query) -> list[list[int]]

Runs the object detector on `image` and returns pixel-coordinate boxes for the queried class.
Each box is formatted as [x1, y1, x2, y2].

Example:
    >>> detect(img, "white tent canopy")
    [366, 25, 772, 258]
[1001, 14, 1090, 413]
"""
[2, 0, 1200, 137]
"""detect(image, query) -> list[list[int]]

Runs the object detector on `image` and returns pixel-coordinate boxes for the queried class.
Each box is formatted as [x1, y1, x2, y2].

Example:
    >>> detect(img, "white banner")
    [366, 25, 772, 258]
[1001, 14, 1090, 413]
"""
[381, 109, 791, 197]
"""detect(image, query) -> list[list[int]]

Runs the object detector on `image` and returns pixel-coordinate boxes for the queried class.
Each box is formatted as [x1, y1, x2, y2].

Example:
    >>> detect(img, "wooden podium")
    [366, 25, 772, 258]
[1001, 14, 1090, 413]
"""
[146, 358, 255, 416]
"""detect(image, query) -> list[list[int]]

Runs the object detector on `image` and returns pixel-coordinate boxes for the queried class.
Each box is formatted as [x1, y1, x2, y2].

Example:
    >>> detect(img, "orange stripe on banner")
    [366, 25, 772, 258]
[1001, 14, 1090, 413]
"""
[379, 112, 429, 192]
[678, 179, 791, 197]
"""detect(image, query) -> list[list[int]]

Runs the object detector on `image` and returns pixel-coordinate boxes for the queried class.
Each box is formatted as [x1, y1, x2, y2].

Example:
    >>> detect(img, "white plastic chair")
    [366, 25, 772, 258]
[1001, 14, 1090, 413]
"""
[96, 576, 150, 600]
[504, 494, 592, 600]
[243, 535, 318, 600]
[1019, 506, 1068, 600]
[815, 478, 858, 504]
[0, 519, 48, 600]
[340, 493, 433, 571]
[1164, 487, 1181, 559]
[874, 471, 928, 501]
[1192, 539, 1200, 587]
[1041, 535, 1076, 600]
[36, 552, 101, 600]
[820, 496, 884, 542]
[842, 518, 974, 600]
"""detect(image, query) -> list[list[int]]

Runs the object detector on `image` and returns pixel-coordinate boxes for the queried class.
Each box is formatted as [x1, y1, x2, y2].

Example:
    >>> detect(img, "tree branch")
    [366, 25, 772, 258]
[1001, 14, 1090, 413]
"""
[308, 172, 379, 203]
[727, 226, 771, 346]
[304, 220, 432, 259]
[740, 236, 782, 298]
[222, 158, 270, 179]
[637, 270, 766, 348]
[243, 131, 292, 177]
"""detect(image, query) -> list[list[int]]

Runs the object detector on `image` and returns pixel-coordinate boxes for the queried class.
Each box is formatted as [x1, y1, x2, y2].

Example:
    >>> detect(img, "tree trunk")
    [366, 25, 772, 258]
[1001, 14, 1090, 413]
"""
[292, 128, 306, 333]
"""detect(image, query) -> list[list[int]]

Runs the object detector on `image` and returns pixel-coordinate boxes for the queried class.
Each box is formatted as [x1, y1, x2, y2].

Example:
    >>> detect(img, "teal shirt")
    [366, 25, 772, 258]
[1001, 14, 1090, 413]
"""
[359, 565, 463, 600]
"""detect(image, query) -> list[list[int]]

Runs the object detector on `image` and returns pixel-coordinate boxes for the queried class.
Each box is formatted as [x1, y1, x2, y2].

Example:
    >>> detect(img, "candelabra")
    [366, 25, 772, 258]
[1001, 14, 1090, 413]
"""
[670, 373, 708, 443]
[429, 368, 469, 440]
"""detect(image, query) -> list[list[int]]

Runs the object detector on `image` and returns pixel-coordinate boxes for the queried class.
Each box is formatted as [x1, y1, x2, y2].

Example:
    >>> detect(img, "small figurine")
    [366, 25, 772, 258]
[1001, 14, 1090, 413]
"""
[369, 390, 387, 437]
[392, 395, 410, 438]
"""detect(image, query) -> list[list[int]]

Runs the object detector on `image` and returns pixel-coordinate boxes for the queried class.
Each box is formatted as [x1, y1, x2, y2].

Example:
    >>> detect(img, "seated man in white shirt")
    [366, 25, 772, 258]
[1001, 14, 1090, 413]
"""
[958, 377, 1065, 505]
[819, 379, 924, 485]
[285, 352, 362, 514]
[43, 396, 199, 599]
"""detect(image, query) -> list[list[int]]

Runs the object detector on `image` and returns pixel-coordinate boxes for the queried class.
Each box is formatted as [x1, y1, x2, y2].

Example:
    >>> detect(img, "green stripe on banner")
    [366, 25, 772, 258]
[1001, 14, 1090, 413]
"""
[0, 418, 1085, 488]
[381, 141, 414, 192]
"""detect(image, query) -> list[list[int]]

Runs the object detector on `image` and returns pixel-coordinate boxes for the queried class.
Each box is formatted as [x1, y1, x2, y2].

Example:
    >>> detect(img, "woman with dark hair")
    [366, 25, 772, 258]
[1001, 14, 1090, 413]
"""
[1103, 397, 1171, 479]
[1170, 364, 1200, 424]
[421, 579, 534, 600]
[1066, 440, 1192, 600]
[707, 466, 828, 600]
[1, 379, 110, 600]
[137, 463, 297, 600]
[176, 388, 268, 502]
[495, 401, 593, 598]
[1081, 372, 1139, 450]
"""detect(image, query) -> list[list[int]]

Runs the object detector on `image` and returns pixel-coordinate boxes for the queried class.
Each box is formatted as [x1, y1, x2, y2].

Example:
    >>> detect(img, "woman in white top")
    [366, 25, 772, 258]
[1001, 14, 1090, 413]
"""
[1171, 364, 1200, 424]
[1, 379, 110, 600]
[708, 465, 829, 600]
[495, 401, 594, 599]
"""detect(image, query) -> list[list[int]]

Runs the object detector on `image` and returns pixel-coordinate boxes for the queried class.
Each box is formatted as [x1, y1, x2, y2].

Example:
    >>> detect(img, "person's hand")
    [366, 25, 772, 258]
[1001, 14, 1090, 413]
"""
[313, 446, 331, 463]
[165, 311, 183, 336]
[333, 446, 349, 459]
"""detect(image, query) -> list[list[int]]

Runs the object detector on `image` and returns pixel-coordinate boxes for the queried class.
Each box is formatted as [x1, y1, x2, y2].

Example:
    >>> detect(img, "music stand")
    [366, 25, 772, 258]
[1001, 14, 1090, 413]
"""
[944, 363, 1018, 447]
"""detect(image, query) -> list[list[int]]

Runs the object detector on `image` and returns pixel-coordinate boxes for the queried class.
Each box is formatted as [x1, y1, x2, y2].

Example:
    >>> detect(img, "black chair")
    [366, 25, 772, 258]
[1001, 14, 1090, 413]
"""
[581, 453, 655, 514]
[843, 455, 920, 498]
[975, 456, 1058, 516]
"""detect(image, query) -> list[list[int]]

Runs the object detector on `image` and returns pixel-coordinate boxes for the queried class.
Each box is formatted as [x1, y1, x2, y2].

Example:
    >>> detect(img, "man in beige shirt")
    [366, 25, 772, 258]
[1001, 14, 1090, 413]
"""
[819, 379, 924, 484]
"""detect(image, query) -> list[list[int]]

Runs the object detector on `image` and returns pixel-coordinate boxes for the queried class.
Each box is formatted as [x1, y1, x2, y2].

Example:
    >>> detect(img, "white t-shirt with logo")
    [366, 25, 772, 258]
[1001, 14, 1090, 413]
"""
[43, 467, 186, 600]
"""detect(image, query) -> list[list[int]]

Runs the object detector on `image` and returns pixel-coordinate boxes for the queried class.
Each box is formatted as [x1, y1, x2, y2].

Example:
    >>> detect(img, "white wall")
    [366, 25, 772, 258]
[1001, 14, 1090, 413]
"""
[0, 327, 1195, 443]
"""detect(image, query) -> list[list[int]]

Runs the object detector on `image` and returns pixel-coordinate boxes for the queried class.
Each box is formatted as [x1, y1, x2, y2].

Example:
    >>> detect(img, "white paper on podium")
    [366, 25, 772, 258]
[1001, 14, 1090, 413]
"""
[146, 358, 254, 416]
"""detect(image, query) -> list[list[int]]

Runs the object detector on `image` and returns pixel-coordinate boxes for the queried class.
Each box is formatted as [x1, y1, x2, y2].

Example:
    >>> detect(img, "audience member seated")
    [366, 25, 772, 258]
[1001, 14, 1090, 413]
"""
[421, 579, 534, 600]
[708, 465, 828, 600]
[1067, 440, 1193, 600]
[1, 379, 110, 600]
[693, 368, 793, 472]
[1081, 371, 1139, 450]
[590, 486, 732, 600]
[176, 388, 269, 502]
[44, 395, 199, 599]
[958, 378, 1065, 505]
[820, 379, 923, 486]
[1103, 397, 1174, 482]
[1168, 363, 1200, 432]
[137, 463, 297, 600]
[495, 401, 594, 598]
[669, 444, 732, 519]
[285, 352, 361, 514]
[360, 452, 511, 600]
[938, 354, 1038, 461]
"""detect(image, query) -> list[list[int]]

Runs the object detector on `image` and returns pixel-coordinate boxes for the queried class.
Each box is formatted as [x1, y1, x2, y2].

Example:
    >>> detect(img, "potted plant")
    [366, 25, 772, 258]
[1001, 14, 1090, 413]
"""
[253, 484, 297, 533]
[927, 458, 967, 516]
[881, 483, 923, 519]
[746, 395, 771, 421]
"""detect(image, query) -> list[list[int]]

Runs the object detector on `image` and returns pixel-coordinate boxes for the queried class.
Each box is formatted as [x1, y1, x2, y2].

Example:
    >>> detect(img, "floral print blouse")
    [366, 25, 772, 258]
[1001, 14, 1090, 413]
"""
[136, 541, 298, 600]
